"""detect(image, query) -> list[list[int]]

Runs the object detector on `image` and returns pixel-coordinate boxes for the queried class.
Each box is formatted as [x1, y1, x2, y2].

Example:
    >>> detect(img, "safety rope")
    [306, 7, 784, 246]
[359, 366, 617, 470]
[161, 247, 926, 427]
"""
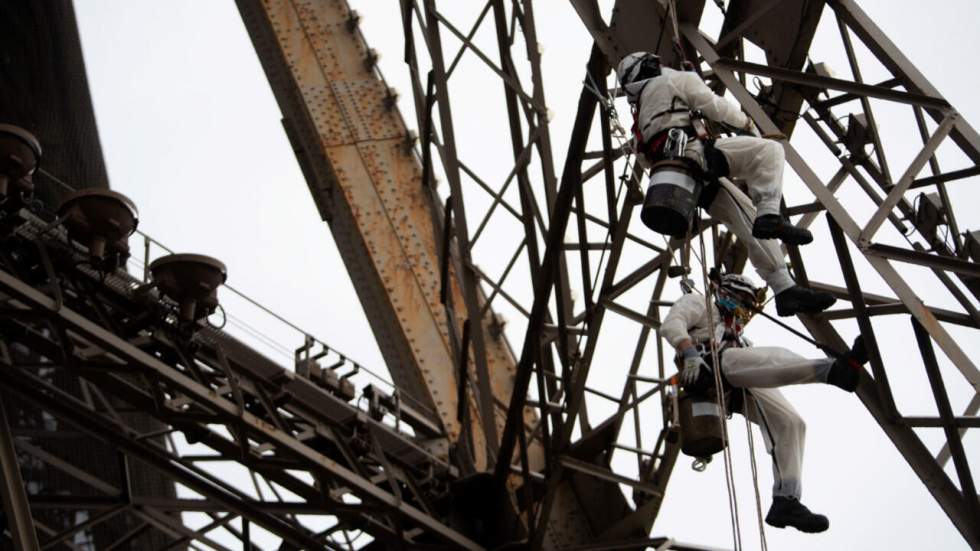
[588, 63, 754, 549]
[580, 69, 638, 321]
[692, 186, 772, 549]
[666, 0, 686, 66]
[692, 203, 769, 550]
[695, 223, 743, 551]
[743, 392, 770, 551]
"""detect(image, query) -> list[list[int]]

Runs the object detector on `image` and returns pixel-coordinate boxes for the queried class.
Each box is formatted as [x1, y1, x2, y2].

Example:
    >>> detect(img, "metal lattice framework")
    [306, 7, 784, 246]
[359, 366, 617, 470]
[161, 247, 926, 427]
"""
[0, 211, 486, 549]
[390, 0, 980, 547]
[0, 0, 978, 550]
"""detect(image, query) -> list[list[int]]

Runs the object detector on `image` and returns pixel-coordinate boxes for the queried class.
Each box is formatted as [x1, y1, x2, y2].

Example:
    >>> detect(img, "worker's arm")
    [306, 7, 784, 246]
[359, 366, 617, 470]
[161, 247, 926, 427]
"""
[661, 293, 709, 384]
[676, 72, 752, 132]
[660, 293, 705, 354]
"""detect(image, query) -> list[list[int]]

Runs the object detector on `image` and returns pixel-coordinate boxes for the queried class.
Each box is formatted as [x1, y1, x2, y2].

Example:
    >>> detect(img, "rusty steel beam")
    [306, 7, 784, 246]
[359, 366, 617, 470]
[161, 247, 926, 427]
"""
[235, 0, 522, 467]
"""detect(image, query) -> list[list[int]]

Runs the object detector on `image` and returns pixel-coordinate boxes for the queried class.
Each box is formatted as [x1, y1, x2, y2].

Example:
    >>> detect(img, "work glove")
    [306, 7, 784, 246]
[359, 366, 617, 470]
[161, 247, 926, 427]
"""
[681, 347, 708, 385]
[739, 114, 760, 137]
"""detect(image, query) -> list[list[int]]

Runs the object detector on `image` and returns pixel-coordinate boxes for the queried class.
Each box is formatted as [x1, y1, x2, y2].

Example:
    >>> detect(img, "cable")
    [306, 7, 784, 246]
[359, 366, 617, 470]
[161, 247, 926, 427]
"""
[751, 305, 844, 358]
[655, 2, 670, 56]
[695, 222, 743, 551]
[34, 167, 439, 417]
[743, 391, 769, 551]
[666, 0, 691, 71]
[37, 167, 78, 193]
[206, 303, 228, 330]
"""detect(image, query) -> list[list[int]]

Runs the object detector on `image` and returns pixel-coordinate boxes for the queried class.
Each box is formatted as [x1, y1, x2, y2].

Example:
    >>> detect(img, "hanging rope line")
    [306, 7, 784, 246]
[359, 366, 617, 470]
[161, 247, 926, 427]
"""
[666, 0, 692, 70]
[587, 64, 754, 549]
[696, 222, 744, 551]
[743, 392, 770, 551]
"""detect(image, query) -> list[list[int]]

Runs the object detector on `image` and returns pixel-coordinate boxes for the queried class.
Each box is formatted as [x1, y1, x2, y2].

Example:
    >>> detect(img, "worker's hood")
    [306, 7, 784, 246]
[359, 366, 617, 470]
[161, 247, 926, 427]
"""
[623, 78, 653, 105]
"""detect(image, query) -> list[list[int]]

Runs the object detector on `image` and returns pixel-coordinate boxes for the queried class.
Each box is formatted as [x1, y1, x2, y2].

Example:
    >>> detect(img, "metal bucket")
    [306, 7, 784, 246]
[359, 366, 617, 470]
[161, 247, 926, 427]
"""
[640, 160, 702, 238]
[678, 390, 727, 457]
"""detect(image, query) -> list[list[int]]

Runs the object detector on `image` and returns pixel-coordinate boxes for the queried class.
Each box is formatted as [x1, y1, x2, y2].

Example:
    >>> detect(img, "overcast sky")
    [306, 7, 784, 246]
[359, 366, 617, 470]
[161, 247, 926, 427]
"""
[71, 1, 980, 549]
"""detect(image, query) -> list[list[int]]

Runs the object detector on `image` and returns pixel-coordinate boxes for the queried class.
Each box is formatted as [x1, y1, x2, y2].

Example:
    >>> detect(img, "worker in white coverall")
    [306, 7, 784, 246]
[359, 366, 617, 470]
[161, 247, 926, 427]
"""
[660, 273, 867, 532]
[617, 51, 836, 317]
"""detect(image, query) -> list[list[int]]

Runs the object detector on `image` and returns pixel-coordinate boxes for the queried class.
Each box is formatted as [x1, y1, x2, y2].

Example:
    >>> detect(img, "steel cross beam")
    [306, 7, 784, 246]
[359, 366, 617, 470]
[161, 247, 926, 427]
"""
[398, 0, 575, 459]
[537, 1, 980, 548]
[0, 393, 42, 551]
[0, 222, 484, 551]
[383, 30, 668, 544]
[681, 25, 980, 391]
[392, 6, 651, 548]
[672, 14, 980, 548]
[420, 0, 500, 460]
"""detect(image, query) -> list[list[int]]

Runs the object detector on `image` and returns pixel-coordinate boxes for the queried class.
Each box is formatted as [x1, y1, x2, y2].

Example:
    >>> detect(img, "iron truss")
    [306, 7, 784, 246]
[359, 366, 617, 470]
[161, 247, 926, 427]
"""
[375, 0, 980, 548]
[0, 209, 485, 549]
[2, 0, 979, 549]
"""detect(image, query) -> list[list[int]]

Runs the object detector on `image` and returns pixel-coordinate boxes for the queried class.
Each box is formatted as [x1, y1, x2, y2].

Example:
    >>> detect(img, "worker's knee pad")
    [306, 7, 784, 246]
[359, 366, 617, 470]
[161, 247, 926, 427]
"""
[704, 143, 730, 178]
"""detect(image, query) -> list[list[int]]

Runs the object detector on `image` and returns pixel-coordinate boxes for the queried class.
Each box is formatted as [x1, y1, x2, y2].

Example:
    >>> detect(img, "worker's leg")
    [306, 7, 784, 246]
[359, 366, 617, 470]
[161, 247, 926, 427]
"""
[708, 178, 834, 316]
[722, 346, 832, 388]
[713, 136, 784, 217]
[706, 181, 794, 294]
[742, 387, 806, 499]
[744, 387, 830, 533]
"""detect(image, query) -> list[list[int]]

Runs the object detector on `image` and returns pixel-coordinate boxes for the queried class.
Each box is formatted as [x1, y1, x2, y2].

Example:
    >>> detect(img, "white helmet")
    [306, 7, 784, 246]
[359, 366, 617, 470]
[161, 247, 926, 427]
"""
[617, 51, 661, 88]
[716, 273, 766, 323]
[719, 273, 760, 298]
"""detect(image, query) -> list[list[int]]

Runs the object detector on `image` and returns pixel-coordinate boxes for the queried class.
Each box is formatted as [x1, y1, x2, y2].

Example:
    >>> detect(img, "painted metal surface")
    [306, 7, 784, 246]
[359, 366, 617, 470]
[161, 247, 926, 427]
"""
[1, 0, 978, 549]
[237, 0, 523, 465]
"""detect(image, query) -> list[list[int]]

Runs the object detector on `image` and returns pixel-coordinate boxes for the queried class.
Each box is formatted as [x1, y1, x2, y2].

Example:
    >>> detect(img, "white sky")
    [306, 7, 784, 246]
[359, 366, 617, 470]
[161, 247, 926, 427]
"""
[71, 1, 980, 550]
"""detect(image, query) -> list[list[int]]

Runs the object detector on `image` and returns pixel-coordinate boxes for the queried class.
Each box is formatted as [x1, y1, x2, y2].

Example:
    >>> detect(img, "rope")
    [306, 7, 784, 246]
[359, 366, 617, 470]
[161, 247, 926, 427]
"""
[666, 0, 689, 68]
[695, 222, 743, 551]
[580, 68, 656, 330]
[590, 66, 749, 547]
[593, 60, 775, 549]
[743, 390, 770, 551]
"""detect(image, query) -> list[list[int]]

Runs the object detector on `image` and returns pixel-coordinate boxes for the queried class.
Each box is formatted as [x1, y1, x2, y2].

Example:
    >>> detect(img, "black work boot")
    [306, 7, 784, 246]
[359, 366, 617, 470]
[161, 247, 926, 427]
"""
[765, 496, 829, 533]
[752, 214, 814, 245]
[775, 285, 837, 317]
[827, 336, 866, 392]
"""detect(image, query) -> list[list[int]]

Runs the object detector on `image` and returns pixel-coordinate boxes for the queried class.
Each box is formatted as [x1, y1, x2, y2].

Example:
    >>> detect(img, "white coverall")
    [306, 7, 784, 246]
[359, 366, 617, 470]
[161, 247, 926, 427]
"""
[660, 293, 833, 498]
[629, 68, 795, 294]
